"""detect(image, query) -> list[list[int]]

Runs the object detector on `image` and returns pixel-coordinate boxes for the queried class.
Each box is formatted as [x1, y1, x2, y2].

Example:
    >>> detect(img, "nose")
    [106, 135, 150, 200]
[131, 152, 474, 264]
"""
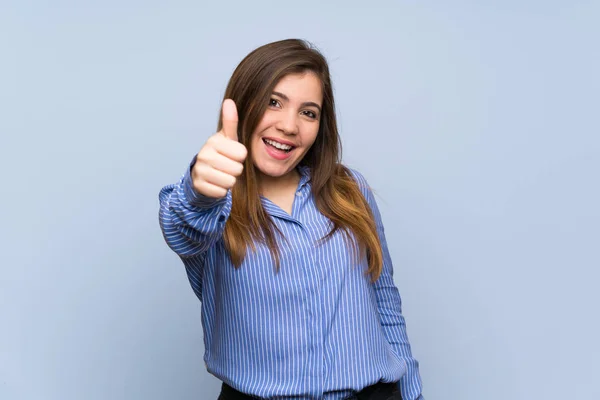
[275, 109, 299, 135]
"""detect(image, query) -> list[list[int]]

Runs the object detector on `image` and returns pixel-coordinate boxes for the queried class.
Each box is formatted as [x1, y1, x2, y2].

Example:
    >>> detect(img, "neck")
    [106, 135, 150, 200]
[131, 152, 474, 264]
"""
[258, 168, 301, 197]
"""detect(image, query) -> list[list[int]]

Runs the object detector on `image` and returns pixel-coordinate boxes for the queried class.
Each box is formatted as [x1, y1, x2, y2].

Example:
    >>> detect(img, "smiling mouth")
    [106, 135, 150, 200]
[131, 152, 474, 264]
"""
[263, 138, 295, 153]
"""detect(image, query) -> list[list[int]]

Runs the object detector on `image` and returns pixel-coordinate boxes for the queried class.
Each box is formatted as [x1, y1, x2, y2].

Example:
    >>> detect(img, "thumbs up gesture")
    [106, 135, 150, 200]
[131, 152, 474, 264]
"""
[192, 99, 248, 199]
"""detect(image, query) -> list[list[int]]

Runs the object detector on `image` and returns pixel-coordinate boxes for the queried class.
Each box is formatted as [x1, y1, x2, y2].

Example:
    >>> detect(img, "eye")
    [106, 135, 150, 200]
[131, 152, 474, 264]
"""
[269, 98, 281, 108]
[301, 110, 318, 120]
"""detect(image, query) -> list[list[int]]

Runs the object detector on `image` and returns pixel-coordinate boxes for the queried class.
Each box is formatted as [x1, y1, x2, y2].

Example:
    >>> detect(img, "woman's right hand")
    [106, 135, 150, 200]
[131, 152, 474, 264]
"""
[191, 99, 248, 199]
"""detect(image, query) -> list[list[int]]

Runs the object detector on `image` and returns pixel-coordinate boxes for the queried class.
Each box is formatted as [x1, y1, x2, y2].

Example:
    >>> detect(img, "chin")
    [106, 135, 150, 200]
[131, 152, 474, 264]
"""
[253, 159, 295, 178]
[250, 136, 308, 180]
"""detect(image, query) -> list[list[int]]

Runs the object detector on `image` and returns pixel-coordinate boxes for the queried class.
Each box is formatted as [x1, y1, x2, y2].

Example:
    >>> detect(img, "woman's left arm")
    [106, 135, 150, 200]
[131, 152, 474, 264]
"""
[350, 169, 425, 400]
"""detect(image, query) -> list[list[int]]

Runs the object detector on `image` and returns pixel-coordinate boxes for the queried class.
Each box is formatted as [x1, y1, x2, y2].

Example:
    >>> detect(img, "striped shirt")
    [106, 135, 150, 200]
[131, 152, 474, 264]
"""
[158, 158, 424, 400]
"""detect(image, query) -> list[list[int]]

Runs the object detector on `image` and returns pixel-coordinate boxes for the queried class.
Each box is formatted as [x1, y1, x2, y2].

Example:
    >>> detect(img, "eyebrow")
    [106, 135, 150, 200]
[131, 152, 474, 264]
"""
[272, 91, 322, 113]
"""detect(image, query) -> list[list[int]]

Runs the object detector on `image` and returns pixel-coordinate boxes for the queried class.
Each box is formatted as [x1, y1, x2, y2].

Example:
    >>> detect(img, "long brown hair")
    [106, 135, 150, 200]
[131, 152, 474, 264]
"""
[217, 39, 383, 282]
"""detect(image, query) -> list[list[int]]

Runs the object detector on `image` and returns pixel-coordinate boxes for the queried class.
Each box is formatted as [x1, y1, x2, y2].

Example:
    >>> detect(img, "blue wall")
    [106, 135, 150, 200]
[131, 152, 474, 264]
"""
[1, 1, 598, 399]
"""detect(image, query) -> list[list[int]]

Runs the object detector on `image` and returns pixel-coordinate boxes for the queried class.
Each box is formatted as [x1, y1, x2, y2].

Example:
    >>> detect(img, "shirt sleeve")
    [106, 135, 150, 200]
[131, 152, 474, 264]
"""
[158, 155, 233, 258]
[348, 168, 425, 400]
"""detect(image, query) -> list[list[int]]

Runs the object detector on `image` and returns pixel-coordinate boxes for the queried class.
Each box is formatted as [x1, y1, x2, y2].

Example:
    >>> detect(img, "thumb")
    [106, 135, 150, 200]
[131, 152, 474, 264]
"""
[221, 99, 239, 142]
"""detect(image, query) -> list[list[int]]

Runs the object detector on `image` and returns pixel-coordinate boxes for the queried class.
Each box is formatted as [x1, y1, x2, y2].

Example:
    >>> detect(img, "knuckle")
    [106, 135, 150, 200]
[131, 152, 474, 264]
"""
[197, 145, 214, 161]
[207, 134, 222, 147]
[193, 163, 210, 184]
[205, 135, 216, 147]
[201, 152, 215, 167]
[192, 161, 206, 174]
[196, 151, 207, 163]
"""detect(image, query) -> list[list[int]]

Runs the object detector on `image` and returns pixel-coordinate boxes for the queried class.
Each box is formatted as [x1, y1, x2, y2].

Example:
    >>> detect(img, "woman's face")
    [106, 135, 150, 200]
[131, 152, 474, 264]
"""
[250, 72, 323, 181]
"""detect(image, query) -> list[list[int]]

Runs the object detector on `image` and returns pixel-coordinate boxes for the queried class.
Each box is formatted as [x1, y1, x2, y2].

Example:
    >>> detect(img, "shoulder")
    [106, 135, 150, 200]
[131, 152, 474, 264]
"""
[341, 165, 372, 194]
[338, 165, 380, 210]
[339, 165, 384, 222]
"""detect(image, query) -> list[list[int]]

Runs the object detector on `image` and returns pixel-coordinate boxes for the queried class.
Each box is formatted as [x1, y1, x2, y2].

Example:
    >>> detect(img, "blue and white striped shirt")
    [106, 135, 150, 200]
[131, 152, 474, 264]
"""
[158, 159, 424, 400]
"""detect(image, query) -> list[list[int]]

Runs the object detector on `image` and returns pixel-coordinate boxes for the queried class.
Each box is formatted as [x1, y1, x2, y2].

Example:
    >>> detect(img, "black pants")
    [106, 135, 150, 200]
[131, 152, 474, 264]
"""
[218, 381, 402, 400]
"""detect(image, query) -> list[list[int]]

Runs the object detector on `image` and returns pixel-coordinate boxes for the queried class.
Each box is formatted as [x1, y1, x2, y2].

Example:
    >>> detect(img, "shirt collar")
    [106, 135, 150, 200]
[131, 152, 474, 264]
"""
[258, 165, 311, 221]
[297, 164, 311, 189]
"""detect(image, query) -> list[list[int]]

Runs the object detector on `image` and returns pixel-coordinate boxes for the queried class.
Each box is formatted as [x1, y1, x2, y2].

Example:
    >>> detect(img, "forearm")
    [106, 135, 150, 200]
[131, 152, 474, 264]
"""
[158, 158, 232, 257]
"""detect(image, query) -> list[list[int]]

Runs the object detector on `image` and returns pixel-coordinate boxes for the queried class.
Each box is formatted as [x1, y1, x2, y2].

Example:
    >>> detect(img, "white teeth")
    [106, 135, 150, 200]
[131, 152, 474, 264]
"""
[264, 138, 293, 151]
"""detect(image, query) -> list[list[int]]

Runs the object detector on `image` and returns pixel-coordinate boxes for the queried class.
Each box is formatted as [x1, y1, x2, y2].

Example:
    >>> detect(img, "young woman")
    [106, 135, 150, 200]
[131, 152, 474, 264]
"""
[158, 39, 424, 400]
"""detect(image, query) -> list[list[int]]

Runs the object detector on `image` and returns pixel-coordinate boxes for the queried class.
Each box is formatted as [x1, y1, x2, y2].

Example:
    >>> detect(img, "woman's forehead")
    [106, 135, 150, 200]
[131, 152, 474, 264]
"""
[272, 72, 323, 104]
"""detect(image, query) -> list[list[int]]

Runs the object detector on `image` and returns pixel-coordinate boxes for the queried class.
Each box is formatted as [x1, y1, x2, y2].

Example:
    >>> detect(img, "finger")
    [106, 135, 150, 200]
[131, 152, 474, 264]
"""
[221, 99, 239, 142]
[198, 164, 237, 189]
[193, 180, 228, 199]
[212, 134, 248, 162]
[206, 151, 244, 177]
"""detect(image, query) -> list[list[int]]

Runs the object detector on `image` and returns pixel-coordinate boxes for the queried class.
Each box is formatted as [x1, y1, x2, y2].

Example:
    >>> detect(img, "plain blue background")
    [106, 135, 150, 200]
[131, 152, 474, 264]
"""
[1, 1, 599, 399]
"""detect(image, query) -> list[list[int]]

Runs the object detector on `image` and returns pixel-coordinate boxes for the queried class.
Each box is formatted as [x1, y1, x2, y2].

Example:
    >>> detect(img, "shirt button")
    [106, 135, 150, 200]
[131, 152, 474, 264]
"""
[296, 191, 302, 196]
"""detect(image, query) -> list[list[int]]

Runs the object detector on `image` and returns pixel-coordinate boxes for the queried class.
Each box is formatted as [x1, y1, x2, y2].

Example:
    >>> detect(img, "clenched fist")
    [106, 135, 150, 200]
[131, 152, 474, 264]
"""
[192, 99, 248, 199]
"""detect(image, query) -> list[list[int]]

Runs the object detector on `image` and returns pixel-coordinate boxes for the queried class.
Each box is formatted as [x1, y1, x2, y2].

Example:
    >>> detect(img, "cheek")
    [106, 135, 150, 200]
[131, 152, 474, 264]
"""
[250, 134, 262, 153]
[250, 120, 268, 144]
[254, 113, 274, 133]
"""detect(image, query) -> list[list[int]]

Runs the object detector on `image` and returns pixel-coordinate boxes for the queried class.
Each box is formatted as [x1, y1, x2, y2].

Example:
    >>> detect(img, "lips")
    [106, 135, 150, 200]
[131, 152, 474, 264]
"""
[262, 138, 295, 160]
[262, 138, 296, 152]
